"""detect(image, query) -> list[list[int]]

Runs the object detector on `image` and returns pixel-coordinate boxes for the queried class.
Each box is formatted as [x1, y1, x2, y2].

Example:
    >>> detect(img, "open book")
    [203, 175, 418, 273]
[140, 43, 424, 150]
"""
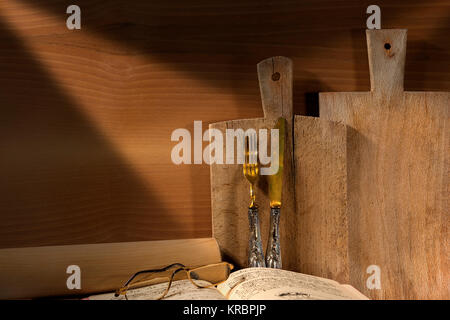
[87, 267, 368, 300]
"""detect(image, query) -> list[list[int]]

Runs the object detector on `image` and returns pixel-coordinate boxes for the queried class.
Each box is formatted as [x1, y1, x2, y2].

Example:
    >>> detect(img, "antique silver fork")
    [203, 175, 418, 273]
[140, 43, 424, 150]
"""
[243, 133, 265, 267]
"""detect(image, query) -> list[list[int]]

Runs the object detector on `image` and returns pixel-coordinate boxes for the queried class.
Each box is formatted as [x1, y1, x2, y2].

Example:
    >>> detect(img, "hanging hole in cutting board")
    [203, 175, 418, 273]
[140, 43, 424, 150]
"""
[272, 72, 281, 81]
[384, 43, 391, 50]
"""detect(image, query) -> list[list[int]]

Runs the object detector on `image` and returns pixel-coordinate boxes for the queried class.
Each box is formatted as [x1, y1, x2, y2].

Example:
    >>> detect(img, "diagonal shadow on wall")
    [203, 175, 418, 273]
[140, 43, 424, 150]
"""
[0, 18, 188, 248]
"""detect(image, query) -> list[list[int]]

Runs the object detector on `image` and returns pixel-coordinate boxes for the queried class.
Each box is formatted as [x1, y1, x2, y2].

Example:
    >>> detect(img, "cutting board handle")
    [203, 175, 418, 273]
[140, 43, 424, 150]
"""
[257, 56, 293, 121]
[367, 29, 407, 96]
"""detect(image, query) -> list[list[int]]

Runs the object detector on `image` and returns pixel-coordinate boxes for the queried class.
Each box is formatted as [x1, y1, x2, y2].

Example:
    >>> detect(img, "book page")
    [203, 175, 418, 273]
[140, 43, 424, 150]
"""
[217, 268, 339, 297]
[87, 279, 226, 300]
[217, 268, 368, 300]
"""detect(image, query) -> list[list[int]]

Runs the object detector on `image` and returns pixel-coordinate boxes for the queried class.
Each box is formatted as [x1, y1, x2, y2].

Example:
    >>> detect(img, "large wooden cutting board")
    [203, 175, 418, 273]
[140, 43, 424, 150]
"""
[320, 29, 449, 299]
[0, 238, 221, 299]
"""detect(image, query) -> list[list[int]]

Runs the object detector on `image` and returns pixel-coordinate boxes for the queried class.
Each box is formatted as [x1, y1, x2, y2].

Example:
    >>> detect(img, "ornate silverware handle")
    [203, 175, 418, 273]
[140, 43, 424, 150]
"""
[248, 206, 265, 267]
[265, 207, 282, 269]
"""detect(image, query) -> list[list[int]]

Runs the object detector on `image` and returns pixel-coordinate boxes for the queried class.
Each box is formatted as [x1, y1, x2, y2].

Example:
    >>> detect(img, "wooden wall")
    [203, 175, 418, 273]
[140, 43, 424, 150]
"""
[0, 0, 449, 248]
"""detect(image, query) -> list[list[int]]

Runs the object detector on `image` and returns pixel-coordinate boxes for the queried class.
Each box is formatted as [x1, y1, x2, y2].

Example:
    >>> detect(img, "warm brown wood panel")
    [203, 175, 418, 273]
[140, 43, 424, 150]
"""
[0, 1, 449, 248]
[320, 29, 448, 299]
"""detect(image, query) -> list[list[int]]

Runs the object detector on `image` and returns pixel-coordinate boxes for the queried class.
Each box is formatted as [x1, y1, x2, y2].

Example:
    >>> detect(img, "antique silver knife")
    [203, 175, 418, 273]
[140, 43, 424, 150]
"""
[265, 117, 285, 269]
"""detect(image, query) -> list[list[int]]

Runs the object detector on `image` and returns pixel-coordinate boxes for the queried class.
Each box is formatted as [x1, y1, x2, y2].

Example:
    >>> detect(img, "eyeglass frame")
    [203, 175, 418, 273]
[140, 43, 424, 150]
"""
[114, 262, 234, 300]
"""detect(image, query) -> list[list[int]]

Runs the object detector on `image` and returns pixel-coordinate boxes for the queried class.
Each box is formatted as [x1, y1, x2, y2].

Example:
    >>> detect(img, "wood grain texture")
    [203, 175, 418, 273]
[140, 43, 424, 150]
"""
[0, 238, 221, 299]
[258, 57, 294, 123]
[0, 0, 449, 248]
[211, 57, 297, 270]
[320, 29, 449, 299]
[293, 116, 349, 283]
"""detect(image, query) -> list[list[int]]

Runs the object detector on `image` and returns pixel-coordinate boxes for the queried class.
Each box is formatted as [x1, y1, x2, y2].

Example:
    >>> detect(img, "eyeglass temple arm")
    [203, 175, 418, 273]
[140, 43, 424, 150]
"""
[122, 263, 186, 287]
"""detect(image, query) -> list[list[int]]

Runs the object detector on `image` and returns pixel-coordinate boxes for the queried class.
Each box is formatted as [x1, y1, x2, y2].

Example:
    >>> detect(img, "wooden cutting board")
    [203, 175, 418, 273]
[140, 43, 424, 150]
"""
[210, 57, 349, 277]
[0, 238, 221, 299]
[210, 56, 297, 271]
[320, 29, 449, 299]
[293, 116, 349, 284]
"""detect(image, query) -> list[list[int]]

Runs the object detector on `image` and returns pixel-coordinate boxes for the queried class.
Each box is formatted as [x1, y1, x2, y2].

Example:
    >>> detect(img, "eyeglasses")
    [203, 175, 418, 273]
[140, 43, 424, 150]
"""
[114, 262, 234, 300]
